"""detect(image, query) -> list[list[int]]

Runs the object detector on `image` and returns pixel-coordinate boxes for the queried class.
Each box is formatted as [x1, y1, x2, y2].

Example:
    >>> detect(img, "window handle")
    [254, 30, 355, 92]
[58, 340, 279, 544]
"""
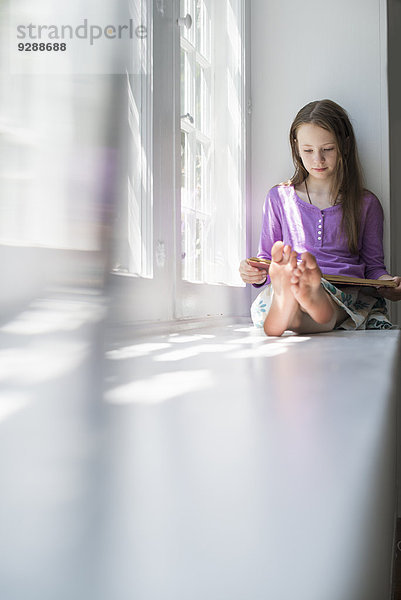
[177, 14, 193, 29]
[181, 113, 194, 124]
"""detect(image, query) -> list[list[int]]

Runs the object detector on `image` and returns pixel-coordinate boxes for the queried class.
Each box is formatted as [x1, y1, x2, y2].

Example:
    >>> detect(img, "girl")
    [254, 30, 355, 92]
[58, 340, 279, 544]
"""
[239, 99, 401, 336]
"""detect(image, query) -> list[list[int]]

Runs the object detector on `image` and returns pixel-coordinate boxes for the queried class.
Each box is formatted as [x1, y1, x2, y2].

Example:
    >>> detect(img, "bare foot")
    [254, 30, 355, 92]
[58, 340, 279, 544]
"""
[264, 241, 300, 336]
[290, 252, 335, 324]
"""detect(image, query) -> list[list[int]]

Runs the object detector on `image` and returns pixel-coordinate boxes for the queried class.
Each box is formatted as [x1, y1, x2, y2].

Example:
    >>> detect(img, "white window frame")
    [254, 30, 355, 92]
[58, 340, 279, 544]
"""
[174, 0, 250, 319]
[180, 55, 213, 283]
[110, 0, 251, 325]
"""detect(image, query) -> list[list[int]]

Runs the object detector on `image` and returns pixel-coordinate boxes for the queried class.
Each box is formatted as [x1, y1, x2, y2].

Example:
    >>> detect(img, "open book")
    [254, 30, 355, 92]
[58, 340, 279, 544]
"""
[247, 257, 397, 288]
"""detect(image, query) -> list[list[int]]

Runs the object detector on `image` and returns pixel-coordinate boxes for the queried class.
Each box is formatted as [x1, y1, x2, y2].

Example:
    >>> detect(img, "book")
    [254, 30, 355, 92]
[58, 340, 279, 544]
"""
[247, 257, 397, 288]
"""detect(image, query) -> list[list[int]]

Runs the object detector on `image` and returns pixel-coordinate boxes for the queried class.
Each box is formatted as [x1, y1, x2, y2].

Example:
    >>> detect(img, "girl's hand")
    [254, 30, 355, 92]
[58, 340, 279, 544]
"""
[239, 259, 268, 285]
[377, 276, 401, 301]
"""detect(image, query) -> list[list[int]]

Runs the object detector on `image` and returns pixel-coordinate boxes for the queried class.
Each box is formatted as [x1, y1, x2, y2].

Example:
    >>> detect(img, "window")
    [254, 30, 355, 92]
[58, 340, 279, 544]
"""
[180, 0, 212, 283]
[180, 0, 246, 287]
[109, 0, 250, 324]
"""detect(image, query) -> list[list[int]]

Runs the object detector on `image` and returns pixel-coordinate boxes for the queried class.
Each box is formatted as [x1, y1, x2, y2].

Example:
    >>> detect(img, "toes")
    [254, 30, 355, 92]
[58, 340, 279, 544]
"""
[271, 241, 285, 263]
[290, 268, 301, 284]
[283, 245, 291, 262]
[301, 251, 319, 270]
[289, 251, 298, 269]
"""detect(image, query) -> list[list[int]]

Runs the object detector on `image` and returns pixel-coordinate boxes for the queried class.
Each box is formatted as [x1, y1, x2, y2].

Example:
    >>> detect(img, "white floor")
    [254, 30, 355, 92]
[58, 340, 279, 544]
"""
[0, 294, 399, 600]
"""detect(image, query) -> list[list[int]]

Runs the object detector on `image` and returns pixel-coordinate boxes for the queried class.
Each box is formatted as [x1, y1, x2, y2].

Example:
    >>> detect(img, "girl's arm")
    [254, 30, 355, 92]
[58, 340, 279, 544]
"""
[239, 188, 283, 287]
[254, 188, 283, 286]
[359, 194, 401, 301]
[359, 194, 389, 280]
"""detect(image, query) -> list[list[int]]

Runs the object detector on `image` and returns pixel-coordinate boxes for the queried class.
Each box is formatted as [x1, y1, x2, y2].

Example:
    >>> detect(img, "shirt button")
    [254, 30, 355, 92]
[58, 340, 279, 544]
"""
[318, 225, 322, 228]
[318, 219, 322, 223]
[318, 237, 322, 240]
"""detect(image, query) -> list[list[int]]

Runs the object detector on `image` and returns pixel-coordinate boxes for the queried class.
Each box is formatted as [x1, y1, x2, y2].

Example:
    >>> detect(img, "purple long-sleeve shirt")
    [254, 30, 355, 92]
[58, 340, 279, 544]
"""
[257, 185, 388, 285]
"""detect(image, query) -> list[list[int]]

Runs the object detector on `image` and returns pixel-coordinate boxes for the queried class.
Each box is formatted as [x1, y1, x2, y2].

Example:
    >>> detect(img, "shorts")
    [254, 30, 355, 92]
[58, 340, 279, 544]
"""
[250, 279, 393, 331]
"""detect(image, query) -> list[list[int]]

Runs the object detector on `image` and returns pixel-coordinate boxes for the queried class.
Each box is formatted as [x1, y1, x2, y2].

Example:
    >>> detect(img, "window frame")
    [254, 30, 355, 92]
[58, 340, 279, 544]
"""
[174, 0, 251, 319]
[109, 0, 251, 325]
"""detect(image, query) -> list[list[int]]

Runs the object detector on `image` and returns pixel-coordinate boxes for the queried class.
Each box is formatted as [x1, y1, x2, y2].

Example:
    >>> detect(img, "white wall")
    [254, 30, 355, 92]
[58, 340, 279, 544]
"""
[250, 0, 390, 299]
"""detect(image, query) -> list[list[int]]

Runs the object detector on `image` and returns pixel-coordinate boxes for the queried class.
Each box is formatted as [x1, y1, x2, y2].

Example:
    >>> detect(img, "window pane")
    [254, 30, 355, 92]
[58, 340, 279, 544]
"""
[210, 0, 245, 285]
[195, 141, 202, 211]
[181, 131, 187, 190]
[181, 49, 186, 116]
[180, 0, 245, 287]
[196, 0, 211, 60]
[180, 1, 212, 284]
[195, 62, 201, 130]
[195, 217, 203, 281]
[180, 0, 196, 46]
[112, 0, 153, 278]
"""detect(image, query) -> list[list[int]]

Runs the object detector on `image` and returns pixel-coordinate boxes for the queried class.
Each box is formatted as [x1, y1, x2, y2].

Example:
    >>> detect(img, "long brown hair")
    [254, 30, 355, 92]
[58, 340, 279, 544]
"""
[288, 99, 364, 254]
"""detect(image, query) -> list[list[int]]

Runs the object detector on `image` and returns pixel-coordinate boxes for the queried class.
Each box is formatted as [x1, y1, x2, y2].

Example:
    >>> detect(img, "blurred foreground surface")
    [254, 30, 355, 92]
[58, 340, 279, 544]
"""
[0, 312, 399, 600]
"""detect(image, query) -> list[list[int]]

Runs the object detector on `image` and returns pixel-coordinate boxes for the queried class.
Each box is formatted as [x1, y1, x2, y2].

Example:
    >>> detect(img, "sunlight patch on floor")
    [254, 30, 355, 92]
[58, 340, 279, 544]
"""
[227, 345, 288, 359]
[0, 391, 31, 424]
[105, 369, 214, 405]
[153, 343, 238, 362]
[167, 334, 216, 343]
[106, 342, 171, 360]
